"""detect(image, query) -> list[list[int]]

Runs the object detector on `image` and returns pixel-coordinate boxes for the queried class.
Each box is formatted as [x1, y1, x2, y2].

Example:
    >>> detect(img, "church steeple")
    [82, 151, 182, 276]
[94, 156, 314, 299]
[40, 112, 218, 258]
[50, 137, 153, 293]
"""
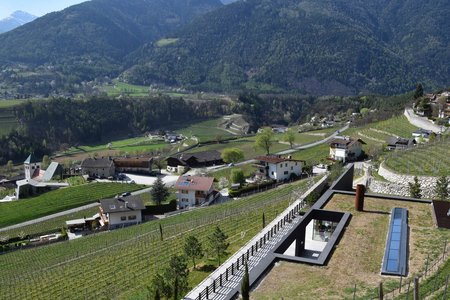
[24, 154, 41, 180]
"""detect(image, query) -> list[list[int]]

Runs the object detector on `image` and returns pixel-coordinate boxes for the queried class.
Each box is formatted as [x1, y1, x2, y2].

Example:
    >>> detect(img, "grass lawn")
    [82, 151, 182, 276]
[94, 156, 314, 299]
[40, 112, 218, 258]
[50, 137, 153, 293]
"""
[252, 194, 449, 300]
[384, 137, 450, 176]
[0, 183, 145, 228]
[0, 178, 319, 300]
[208, 163, 255, 182]
[290, 143, 331, 164]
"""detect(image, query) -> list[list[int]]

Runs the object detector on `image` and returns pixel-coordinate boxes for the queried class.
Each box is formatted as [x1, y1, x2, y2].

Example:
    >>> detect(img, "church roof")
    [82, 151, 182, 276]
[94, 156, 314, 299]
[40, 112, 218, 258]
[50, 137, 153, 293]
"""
[24, 154, 39, 164]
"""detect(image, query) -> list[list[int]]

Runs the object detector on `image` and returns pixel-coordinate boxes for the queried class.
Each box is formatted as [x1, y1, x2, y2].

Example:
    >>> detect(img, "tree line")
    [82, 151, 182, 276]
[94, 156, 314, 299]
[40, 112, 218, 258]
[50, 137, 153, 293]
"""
[0, 96, 229, 164]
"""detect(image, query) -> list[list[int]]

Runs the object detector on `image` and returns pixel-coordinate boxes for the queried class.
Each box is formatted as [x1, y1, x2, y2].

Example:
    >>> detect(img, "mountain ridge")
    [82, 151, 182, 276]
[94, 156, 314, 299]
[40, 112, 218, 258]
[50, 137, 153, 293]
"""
[0, 11, 36, 33]
[124, 0, 449, 95]
[0, 0, 223, 80]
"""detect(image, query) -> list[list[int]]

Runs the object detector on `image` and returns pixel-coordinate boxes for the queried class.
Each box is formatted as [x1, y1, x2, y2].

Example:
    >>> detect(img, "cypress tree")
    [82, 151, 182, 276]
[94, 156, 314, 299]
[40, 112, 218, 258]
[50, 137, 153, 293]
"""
[241, 261, 250, 300]
[262, 212, 266, 228]
[408, 176, 422, 198]
[435, 176, 449, 201]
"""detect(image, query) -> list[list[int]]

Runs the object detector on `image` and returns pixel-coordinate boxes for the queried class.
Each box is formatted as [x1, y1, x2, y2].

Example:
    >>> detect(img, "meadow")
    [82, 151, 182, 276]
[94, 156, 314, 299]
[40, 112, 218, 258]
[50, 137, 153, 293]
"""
[189, 127, 338, 161]
[0, 100, 26, 108]
[0, 177, 318, 300]
[176, 118, 235, 142]
[0, 183, 145, 228]
[0, 106, 20, 136]
[103, 81, 150, 97]
[54, 136, 168, 162]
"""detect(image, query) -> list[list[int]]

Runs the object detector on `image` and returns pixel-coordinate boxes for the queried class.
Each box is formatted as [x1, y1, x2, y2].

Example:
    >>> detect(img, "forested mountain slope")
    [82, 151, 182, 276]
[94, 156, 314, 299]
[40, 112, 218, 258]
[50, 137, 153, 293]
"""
[125, 0, 450, 95]
[0, 0, 223, 81]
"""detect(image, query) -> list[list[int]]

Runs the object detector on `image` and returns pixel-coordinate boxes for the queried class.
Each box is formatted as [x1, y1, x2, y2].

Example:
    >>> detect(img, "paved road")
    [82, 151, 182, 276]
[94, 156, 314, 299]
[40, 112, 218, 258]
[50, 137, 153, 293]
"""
[0, 184, 155, 233]
[0, 202, 100, 233]
[208, 124, 350, 173]
[404, 108, 444, 133]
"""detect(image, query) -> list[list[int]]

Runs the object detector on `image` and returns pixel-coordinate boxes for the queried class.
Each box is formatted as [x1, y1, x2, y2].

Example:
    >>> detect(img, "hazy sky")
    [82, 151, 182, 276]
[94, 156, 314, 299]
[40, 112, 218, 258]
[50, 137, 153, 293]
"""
[0, 0, 90, 19]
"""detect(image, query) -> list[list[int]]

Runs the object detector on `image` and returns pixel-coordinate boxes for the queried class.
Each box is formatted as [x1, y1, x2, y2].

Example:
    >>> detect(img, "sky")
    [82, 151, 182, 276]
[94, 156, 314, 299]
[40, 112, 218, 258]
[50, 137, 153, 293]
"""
[0, 0, 90, 19]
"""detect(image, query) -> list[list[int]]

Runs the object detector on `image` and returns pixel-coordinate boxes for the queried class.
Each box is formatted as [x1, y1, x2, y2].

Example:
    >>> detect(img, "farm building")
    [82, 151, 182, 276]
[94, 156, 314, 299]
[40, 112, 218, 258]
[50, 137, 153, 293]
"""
[387, 137, 416, 150]
[80, 157, 115, 178]
[166, 150, 223, 173]
[113, 156, 153, 174]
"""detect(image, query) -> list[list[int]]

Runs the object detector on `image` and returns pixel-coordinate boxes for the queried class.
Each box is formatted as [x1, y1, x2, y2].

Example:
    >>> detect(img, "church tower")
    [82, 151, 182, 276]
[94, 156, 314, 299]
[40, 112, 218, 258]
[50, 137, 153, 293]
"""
[24, 154, 41, 180]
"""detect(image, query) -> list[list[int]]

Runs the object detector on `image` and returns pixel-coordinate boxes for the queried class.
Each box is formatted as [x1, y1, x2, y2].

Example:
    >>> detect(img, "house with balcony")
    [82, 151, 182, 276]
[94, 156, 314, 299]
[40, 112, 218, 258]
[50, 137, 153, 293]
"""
[174, 175, 217, 209]
[254, 155, 303, 182]
[329, 137, 365, 163]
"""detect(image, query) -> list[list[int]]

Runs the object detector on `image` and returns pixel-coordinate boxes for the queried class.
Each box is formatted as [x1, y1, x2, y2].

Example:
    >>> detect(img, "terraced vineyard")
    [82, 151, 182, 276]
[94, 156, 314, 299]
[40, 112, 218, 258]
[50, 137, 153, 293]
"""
[346, 115, 418, 147]
[0, 207, 100, 238]
[384, 137, 450, 176]
[0, 177, 318, 300]
[0, 183, 145, 228]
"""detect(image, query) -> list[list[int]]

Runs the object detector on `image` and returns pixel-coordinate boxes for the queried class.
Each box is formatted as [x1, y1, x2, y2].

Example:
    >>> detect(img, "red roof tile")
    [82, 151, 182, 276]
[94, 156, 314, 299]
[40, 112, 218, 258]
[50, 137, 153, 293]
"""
[175, 175, 214, 192]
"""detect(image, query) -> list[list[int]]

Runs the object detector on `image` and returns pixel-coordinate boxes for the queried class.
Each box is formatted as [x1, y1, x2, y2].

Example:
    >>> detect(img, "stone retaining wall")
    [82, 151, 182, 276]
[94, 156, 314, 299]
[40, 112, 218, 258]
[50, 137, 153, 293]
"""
[370, 162, 439, 198]
[368, 179, 435, 198]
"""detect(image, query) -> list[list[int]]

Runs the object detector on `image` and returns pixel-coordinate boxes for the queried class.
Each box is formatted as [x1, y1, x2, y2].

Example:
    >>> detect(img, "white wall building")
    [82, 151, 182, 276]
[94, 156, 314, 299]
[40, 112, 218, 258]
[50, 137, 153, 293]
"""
[329, 137, 365, 162]
[100, 196, 145, 229]
[255, 156, 302, 182]
[175, 175, 215, 209]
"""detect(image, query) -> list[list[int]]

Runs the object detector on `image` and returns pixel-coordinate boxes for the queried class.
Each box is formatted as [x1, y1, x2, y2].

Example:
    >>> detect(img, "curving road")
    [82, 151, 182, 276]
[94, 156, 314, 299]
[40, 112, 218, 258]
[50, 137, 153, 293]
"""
[210, 123, 350, 172]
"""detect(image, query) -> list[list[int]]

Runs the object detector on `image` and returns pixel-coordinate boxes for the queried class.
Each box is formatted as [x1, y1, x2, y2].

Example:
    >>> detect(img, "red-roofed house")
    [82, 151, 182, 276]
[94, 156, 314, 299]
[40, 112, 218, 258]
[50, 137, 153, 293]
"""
[174, 175, 217, 209]
[254, 155, 303, 182]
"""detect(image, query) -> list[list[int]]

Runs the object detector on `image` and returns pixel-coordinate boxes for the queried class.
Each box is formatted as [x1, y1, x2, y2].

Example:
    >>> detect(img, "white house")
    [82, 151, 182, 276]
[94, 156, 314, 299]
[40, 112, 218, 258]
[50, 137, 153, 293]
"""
[329, 137, 365, 163]
[174, 175, 216, 209]
[254, 155, 302, 182]
[99, 195, 145, 229]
